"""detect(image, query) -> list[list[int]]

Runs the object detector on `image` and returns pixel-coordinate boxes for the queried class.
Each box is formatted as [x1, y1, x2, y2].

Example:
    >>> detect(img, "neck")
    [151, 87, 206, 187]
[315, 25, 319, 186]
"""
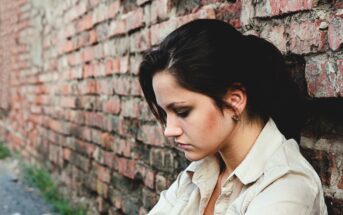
[218, 119, 264, 174]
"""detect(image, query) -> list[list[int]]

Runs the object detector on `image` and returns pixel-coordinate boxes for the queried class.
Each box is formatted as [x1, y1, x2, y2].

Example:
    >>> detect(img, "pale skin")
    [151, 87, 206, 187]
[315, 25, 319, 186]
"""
[152, 71, 264, 214]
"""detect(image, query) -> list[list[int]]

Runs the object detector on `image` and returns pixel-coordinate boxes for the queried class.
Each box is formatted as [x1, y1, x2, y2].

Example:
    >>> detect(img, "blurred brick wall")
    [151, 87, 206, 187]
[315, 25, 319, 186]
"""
[0, 0, 342, 214]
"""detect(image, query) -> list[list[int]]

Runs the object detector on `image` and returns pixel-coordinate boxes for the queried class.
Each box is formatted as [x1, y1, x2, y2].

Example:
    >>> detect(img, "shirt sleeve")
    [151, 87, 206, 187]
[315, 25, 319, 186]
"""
[245, 173, 319, 215]
[148, 171, 184, 215]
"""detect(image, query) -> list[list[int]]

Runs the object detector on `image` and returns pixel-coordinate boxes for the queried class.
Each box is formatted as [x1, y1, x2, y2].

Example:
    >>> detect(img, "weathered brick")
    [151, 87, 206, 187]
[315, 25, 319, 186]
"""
[260, 25, 287, 53]
[121, 97, 141, 118]
[151, 0, 173, 24]
[106, 1, 120, 19]
[305, 56, 342, 97]
[142, 188, 158, 209]
[301, 148, 334, 186]
[255, 0, 317, 17]
[328, 16, 343, 51]
[155, 172, 171, 193]
[130, 29, 151, 53]
[215, 1, 242, 29]
[70, 152, 91, 172]
[130, 76, 143, 96]
[149, 148, 177, 172]
[150, 19, 178, 45]
[137, 123, 165, 146]
[289, 20, 326, 54]
[116, 156, 136, 179]
[77, 13, 94, 32]
[113, 138, 131, 157]
[124, 7, 144, 32]
[338, 175, 343, 189]
[96, 163, 111, 183]
[113, 75, 131, 96]
[129, 54, 143, 75]
[108, 20, 126, 37]
[92, 3, 107, 25]
[109, 187, 123, 209]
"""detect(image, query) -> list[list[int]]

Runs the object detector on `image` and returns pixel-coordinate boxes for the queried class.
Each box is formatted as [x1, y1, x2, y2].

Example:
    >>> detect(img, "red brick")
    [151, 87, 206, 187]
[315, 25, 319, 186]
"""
[108, 20, 126, 37]
[116, 157, 136, 179]
[289, 20, 326, 54]
[105, 59, 113, 75]
[67, 52, 82, 66]
[121, 98, 141, 118]
[82, 46, 95, 62]
[328, 16, 343, 51]
[103, 96, 121, 115]
[100, 132, 114, 150]
[89, 29, 97, 44]
[150, 19, 178, 45]
[106, 1, 120, 19]
[124, 7, 144, 32]
[120, 55, 129, 73]
[103, 151, 114, 169]
[96, 163, 111, 183]
[85, 112, 105, 128]
[77, 13, 94, 32]
[130, 77, 143, 96]
[93, 62, 106, 77]
[80, 79, 99, 94]
[256, 0, 317, 17]
[83, 63, 95, 78]
[137, 124, 165, 146]
[113, 138, 131, 157]
[130, 29, 150, 53]
[113, 76, 131, 95]
[63, 148, 71, 161]
[60, 96, 78, 108]
[112, 58, 120, 73]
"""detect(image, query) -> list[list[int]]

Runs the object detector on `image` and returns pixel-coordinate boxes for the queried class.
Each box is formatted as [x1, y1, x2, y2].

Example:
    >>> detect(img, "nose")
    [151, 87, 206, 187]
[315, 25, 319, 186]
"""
[163, 116, 183, 137]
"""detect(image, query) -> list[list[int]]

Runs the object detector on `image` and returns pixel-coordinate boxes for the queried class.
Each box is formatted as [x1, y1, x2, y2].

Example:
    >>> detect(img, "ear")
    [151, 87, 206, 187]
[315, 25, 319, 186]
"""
[223, 85, 247, 115]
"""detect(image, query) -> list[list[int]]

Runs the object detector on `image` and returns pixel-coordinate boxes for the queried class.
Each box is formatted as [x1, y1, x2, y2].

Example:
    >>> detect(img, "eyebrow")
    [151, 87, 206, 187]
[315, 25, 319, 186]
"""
[165, 101, 187, 110]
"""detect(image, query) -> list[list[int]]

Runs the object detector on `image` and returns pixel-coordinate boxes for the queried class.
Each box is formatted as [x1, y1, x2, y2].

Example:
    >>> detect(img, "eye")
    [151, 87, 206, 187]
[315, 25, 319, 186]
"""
[175, 109, 190, 118]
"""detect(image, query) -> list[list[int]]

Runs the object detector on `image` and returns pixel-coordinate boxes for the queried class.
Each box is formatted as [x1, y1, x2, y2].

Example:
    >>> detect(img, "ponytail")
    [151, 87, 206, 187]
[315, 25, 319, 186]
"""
[241, 35, 305, 142]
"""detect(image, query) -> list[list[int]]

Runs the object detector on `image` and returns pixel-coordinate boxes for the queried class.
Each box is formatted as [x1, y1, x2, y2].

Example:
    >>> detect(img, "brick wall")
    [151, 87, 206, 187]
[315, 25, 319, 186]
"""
[0, 0, 342, 214]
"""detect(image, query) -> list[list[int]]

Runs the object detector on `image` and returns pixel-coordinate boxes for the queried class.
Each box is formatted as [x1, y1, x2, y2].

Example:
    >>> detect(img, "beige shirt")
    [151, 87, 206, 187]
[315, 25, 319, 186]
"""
[148, 118, 328, 215]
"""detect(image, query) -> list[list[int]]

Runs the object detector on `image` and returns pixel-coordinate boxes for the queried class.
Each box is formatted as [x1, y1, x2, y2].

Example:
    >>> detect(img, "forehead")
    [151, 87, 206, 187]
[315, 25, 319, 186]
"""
[152, 72, 194, 107]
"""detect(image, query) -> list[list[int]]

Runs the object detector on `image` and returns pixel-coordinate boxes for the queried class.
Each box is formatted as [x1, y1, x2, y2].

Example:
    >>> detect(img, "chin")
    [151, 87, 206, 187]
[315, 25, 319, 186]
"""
[184, 152, 206, 161]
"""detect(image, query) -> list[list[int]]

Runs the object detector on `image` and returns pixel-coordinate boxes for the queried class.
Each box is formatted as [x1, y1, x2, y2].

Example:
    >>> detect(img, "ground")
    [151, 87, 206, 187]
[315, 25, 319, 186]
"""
[0, 158, 58, 215]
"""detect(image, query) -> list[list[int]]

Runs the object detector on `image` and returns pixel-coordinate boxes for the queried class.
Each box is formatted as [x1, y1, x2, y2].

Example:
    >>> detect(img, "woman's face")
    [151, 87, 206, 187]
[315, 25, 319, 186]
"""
[152, 72, 237, 161]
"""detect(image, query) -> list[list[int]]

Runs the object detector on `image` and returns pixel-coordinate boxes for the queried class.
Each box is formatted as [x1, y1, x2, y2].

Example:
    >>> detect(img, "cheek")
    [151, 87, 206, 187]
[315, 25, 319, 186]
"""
[194, 108, 222, 134]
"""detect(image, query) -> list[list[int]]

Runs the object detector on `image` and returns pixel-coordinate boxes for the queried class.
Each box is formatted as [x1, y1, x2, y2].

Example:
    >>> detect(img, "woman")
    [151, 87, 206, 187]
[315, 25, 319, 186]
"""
[138, 19, 328, 215]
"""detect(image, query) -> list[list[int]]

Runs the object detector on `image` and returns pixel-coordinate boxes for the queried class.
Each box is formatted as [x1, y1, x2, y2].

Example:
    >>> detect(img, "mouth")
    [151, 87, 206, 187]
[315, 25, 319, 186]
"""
[175, 142, 192, 150]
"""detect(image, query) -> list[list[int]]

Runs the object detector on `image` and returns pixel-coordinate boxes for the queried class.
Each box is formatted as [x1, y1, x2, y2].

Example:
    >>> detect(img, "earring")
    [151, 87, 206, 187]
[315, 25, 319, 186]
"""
[232, 114, 240, 122]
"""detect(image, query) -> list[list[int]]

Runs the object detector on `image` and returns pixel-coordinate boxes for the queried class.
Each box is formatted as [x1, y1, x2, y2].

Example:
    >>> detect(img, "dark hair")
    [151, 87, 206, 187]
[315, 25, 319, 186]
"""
[139, 19, 305, 142]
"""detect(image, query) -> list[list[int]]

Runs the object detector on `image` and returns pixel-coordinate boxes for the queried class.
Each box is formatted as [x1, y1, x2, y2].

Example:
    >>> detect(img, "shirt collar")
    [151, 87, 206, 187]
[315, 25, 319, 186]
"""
[234, 118, 286, 185]
[184, 118, 286, 185]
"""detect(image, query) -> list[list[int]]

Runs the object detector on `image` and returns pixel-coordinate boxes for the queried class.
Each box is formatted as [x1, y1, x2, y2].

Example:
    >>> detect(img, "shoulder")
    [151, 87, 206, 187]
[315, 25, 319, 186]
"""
[246, 139, 326, 214]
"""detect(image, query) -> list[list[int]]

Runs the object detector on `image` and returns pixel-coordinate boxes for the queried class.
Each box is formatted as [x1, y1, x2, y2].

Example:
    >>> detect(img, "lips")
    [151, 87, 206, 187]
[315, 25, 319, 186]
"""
[175, 142, 192, 150]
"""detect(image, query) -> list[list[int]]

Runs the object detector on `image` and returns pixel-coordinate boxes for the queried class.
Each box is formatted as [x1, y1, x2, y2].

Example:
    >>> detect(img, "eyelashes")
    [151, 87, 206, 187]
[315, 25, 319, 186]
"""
[158, 106, 192, 120]
[175, 108, 191, 118]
